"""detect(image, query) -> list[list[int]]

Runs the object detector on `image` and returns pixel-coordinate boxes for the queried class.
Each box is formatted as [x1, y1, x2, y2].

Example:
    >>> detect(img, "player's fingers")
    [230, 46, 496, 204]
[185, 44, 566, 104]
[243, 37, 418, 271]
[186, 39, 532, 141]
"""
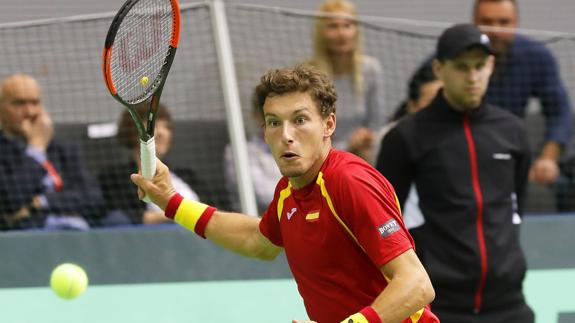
[137, 187, 145, 200]
[131, 173, 152, 191]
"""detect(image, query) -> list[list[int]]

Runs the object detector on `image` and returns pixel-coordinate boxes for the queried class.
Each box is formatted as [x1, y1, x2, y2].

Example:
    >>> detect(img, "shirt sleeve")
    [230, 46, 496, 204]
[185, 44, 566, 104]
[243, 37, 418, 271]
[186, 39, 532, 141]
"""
[330, 161, 413, 267]
[532, 45, 573, 146]
[258, 183, 284, 247]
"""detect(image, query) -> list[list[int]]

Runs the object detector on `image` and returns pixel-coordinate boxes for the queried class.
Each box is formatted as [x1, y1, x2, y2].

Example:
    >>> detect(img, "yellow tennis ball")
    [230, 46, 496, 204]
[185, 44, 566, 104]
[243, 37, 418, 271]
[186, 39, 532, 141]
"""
[140, 76, 149, 87]
[50, 263, 89, 300]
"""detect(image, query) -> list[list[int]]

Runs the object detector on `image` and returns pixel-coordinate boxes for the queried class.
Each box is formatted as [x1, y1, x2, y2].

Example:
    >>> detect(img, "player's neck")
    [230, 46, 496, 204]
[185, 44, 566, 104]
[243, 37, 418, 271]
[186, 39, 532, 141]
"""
[289, 144, 331, 190]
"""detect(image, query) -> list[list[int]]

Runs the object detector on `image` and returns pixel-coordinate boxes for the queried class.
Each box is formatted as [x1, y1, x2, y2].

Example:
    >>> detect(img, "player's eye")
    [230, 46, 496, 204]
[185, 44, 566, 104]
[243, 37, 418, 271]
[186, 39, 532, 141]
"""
[294, 116, 307, 125]
[266, 119, 280, 127]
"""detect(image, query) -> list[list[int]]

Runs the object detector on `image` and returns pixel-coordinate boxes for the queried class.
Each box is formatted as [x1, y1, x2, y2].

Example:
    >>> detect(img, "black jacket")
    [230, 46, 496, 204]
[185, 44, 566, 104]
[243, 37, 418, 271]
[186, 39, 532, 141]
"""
[376, 92, 531, 313]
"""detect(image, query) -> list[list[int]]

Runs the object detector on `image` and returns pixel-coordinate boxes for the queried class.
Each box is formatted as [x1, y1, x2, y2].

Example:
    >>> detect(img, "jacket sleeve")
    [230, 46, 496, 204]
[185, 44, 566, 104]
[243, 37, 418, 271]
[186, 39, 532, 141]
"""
[375, 126, 415, 206]
[532, 46, 573, 147]
[515, 123, 532, 216]
[0, 148, 46, 214]
[43, 143, 104, 221]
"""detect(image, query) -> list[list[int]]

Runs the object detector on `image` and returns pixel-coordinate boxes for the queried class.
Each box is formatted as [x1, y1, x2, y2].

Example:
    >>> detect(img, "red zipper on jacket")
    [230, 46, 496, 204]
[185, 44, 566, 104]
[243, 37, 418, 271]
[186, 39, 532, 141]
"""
[463, 116, 488, 313]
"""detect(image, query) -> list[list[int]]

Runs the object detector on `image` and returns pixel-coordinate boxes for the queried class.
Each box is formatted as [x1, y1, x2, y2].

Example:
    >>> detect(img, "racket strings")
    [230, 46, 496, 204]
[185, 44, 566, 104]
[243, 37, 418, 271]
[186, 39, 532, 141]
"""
[110, 0, 174, 104]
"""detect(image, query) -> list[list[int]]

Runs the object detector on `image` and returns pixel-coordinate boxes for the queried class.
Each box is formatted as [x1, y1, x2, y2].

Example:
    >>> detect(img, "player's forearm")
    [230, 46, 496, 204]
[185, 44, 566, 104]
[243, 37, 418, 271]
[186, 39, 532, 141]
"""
[204, 211, 279, 260]
[369, 249, 435, 323]
[370, 268, 434, 322]
[165, 193, 280, 260]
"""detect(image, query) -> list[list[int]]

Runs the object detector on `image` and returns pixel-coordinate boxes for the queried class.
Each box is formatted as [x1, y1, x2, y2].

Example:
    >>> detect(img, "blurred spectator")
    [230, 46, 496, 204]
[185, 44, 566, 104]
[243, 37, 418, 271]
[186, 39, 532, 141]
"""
[98, 103, 207, 225]
[373, 59, 442, 158]
[224, 94, 281, 215]
[307, 0, 387, 162]
[473, 0, 573, 208]
[0, 74, 103, 230]
[373, 61, 442, 230]
[377, 24, 534, 322]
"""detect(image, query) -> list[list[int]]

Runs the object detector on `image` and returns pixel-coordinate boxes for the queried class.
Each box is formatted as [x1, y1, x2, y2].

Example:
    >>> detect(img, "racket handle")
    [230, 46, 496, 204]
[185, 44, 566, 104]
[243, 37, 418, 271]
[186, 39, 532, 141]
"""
[140, 137, 156, 203]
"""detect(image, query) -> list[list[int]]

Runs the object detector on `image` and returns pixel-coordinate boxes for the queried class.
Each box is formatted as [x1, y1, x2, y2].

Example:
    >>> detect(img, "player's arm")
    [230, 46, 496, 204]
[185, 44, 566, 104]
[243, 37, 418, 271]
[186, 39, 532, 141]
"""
[130, 158, 282, 261]
[341, 249, 435, 323]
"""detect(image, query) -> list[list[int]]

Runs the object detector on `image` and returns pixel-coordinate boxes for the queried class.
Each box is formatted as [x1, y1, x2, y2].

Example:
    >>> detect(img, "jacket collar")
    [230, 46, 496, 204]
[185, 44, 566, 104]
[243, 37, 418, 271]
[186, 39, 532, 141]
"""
[428, 89, 489, 120]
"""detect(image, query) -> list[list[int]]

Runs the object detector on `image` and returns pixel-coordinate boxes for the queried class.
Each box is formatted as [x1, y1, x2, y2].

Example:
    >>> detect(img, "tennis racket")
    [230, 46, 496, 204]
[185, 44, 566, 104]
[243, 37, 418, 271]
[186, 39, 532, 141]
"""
[102, 0, 180, 201]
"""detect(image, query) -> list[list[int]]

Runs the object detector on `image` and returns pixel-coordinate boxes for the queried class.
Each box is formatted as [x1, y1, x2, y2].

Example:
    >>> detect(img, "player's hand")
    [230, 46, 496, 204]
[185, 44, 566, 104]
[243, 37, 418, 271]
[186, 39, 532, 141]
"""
[529, 157, 559, 184]
[22, 108, 53, 151]
[130, 158, 176, 210]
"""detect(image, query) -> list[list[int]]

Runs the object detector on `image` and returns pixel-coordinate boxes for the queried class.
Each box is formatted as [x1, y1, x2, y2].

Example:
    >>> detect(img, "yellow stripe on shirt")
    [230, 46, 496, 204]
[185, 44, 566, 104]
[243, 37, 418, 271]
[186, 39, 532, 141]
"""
[276, 182, 292, 221]
[316, 171, 366, 253]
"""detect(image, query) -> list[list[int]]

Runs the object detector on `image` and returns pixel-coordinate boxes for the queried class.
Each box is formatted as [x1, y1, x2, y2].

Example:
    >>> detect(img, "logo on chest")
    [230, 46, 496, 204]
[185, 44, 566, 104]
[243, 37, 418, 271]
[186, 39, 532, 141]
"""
[378, 219, 400, 238]
[286, 207, 297, 220]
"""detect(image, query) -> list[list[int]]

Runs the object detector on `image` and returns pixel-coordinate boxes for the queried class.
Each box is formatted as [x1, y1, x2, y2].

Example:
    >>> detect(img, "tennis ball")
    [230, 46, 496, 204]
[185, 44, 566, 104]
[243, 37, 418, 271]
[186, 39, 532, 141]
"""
[140, 76, 149, 87]
[50, 263, 89, 300]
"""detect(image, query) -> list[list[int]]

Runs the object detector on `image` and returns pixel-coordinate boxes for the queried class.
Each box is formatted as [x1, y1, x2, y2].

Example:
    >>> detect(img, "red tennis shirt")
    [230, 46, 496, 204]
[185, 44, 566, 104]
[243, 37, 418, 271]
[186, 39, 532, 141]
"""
[260, 149, 436, 322]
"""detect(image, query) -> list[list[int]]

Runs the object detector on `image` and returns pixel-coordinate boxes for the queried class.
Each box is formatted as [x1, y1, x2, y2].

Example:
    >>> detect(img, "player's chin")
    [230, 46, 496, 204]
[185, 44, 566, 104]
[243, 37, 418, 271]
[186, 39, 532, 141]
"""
[278, 165, 305, 178]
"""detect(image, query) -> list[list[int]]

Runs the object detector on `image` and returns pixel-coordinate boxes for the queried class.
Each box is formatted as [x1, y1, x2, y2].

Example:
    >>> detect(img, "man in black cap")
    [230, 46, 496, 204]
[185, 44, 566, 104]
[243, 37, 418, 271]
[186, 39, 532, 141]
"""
[376, 23, 534, 323]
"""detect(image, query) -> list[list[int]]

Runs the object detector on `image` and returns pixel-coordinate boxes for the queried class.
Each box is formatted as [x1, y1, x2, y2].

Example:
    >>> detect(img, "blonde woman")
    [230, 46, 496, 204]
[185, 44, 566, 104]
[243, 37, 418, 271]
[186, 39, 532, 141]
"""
[308, 0, 387, 162]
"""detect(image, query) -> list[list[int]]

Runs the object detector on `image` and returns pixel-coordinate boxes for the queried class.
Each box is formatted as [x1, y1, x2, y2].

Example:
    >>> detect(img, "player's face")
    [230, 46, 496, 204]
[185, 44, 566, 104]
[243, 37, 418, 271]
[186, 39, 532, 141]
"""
[322, 13, 358, 56]
[0, 77, 44, 136]
[434, 48, 494, 111]
[154, 119, 173, 158]
[473, 0, 518, 54]
[263, 91, 335, 189]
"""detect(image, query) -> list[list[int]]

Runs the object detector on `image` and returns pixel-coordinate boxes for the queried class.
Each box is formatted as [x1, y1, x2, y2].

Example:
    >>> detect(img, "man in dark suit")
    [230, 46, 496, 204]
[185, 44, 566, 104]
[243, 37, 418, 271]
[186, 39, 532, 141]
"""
[0, 74, 103, 230]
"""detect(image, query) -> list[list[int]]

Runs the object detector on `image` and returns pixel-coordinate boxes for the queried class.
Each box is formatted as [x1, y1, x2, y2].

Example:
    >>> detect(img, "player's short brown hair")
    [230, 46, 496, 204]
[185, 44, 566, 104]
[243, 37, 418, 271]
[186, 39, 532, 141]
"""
[117, 102, 172, 150]
[254, 64, 337, 119]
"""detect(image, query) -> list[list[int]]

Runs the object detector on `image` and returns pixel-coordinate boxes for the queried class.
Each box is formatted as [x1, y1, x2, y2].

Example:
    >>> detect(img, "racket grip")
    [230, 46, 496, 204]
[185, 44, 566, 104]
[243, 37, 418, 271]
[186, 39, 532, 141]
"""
[140, 137, 156, 203]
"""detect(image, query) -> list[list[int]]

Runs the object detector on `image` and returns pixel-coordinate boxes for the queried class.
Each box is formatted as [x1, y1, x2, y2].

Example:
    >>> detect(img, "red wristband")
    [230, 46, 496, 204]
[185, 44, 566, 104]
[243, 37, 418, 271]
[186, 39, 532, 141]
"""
[194, 206, 217, 238]
[359, 306, 382, 323]
[164, 193, 183, 219]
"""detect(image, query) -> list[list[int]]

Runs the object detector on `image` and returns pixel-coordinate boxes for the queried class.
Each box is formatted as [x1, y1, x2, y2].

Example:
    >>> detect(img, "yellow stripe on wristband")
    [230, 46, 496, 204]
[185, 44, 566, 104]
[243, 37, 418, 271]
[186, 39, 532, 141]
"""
[174, 199, 210, 232]
[341, 312, 369, 323]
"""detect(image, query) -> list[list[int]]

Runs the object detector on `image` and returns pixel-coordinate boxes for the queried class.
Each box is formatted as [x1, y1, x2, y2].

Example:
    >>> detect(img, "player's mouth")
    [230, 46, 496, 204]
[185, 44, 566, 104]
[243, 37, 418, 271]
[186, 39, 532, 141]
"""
[281, 152, 299, 160]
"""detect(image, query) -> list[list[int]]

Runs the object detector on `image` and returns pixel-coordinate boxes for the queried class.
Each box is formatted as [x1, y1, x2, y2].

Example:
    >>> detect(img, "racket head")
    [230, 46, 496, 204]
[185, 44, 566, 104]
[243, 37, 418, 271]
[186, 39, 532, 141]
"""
[102, 0, 180, 108]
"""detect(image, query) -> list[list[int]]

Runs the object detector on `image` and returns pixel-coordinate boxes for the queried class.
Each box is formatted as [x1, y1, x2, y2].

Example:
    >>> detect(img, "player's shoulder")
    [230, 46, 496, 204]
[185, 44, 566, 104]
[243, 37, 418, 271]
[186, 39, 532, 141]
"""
[323, 149, 382, 183]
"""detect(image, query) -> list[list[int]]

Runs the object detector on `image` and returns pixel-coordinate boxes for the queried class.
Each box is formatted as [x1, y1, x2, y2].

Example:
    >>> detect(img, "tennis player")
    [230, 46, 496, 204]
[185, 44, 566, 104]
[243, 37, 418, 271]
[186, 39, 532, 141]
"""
[131, 65, 438, 323]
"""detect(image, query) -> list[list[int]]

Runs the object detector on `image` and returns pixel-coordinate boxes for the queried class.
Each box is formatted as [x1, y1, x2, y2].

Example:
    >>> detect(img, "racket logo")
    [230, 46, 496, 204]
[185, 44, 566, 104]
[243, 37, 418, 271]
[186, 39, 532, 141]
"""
[116, 12, 167, 74]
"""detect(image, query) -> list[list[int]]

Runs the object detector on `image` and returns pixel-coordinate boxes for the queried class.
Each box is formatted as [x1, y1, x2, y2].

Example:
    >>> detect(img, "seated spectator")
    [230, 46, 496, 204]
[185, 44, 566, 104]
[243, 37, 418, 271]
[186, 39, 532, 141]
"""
[0, 74, 104, 230]
[224, 94, 282, 215]
[306, 0, 388, 162]
[374, 60, 442, 157]
[98, 103, 206, 225]
[473, 0, 573, 210]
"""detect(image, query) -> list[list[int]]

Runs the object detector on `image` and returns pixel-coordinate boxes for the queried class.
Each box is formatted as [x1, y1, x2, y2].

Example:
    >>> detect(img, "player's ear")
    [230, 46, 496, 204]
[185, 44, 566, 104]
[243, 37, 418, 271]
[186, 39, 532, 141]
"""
[323, 112, 336, 137]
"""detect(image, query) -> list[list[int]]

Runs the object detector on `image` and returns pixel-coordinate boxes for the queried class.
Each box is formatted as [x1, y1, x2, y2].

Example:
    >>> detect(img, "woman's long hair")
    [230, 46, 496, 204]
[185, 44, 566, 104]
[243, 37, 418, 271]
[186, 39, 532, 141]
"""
[309, 0, 364, 95]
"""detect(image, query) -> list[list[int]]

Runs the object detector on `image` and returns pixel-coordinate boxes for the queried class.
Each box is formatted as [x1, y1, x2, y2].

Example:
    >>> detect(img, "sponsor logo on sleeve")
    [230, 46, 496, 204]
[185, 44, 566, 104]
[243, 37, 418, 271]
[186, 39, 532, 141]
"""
[378, 219, 400, 238]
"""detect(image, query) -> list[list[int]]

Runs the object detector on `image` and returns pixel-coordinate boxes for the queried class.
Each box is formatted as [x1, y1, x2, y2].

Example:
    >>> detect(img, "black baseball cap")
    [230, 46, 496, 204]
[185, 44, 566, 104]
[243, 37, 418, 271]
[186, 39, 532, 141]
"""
[436, 23, 494, 60]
